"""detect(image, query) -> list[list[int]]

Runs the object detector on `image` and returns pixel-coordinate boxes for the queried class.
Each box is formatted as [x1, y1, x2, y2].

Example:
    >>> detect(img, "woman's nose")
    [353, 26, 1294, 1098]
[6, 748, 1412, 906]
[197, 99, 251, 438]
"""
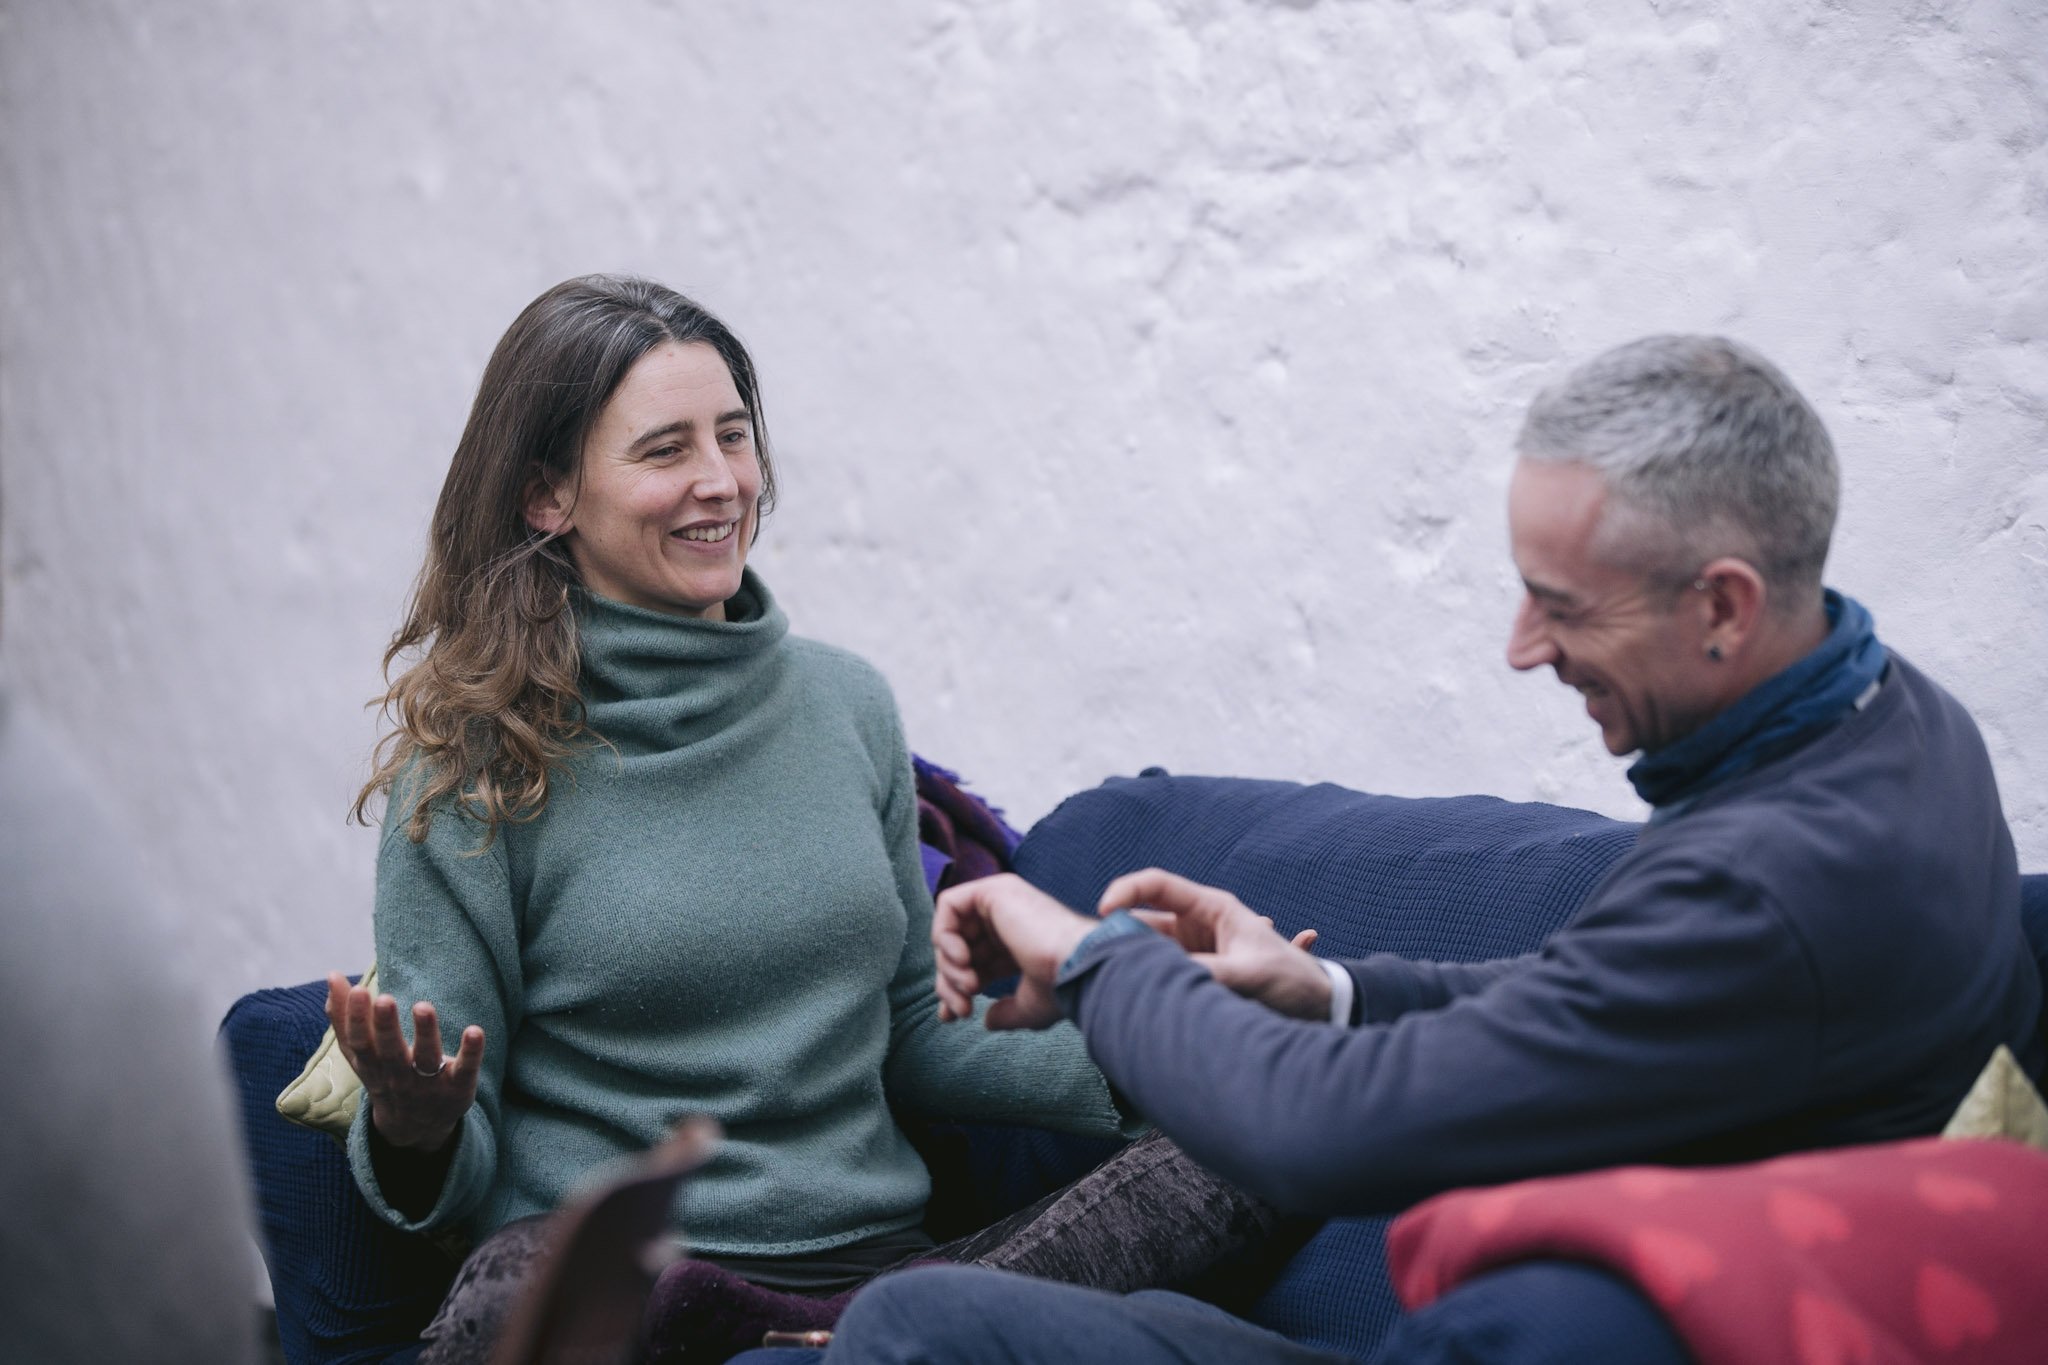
[691, 442, 741, 501]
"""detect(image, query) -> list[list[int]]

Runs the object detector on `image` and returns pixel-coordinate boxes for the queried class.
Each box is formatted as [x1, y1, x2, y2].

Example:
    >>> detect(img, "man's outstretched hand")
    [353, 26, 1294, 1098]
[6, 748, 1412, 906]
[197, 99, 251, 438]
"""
[932, 873, 1096, 1030]
[1098, 869, 1334, 1021]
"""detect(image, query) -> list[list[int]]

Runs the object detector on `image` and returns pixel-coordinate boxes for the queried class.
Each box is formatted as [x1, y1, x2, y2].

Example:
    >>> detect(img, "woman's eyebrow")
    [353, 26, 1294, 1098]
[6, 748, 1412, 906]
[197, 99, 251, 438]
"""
[628, 410, 753, 449]
[629, 420, 688, 450]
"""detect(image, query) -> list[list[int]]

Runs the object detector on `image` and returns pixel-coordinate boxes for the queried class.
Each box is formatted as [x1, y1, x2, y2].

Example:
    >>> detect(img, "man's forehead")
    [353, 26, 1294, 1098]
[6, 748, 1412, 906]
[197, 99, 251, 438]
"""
[1508, 460, 1611, 573]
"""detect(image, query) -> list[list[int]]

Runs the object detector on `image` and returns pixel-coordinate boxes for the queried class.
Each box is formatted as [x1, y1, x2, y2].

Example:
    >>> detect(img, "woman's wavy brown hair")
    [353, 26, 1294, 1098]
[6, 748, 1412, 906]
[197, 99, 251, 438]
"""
[353, 275, 777, 846]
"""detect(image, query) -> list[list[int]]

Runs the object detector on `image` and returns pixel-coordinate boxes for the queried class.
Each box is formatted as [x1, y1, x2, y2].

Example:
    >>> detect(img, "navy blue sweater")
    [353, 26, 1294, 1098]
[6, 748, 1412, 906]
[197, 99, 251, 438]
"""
[1057, 655, 2042, 1217]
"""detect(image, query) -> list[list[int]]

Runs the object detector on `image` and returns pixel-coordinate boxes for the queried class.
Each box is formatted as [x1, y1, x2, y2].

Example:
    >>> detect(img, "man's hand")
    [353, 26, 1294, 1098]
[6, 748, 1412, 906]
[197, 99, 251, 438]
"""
[932, 873, 1096, 1030]
[1098, 869, 1335, 1022]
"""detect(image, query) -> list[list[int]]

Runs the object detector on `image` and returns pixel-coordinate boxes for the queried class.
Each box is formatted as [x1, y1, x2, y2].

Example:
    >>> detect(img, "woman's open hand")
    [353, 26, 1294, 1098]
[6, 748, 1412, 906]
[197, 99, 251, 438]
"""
[325, 972, 485, 1152]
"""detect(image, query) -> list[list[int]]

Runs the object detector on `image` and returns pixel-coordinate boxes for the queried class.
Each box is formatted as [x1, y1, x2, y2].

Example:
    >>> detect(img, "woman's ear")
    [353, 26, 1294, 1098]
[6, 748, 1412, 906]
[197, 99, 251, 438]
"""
[523, 472, 573, 537]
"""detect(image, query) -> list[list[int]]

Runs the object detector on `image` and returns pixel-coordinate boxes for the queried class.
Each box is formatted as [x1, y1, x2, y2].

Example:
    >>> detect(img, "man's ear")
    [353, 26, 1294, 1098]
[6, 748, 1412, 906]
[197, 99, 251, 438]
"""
[1695, 557, 1768, 655]
[523, 470, 573, 538]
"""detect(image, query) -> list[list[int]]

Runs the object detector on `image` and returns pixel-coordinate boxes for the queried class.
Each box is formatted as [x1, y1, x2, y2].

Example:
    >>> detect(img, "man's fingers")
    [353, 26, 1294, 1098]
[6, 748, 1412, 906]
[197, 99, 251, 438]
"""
[1098, 870, 1248, 941]
[1099, 868, 1209, 916]
[1292, 928, 1319, 951]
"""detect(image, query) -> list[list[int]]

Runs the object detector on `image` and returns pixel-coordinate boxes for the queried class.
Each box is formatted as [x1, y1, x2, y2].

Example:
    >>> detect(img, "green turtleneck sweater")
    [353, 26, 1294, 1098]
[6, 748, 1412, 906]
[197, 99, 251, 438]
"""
[346, 573, 1127, 1255]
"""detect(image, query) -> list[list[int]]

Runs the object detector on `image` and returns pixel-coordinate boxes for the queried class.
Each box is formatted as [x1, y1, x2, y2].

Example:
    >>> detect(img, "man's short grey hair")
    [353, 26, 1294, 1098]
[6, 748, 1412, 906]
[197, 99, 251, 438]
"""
[1517, 335, 1838, 607]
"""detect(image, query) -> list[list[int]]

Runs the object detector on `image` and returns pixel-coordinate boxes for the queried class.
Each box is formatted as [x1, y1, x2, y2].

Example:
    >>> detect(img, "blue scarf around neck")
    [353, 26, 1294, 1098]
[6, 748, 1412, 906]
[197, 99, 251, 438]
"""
[1628, 589, 1887, 814]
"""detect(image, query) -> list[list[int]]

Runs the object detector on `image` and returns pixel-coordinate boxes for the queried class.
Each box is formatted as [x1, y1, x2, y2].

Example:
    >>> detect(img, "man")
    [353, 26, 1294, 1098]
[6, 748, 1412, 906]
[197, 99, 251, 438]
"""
[812, 336, 2042, 1364]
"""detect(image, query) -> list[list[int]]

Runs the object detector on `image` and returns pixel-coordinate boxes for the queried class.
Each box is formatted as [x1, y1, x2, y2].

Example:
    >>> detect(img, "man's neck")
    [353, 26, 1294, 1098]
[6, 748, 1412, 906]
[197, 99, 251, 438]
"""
[1731, 603, 1832, 698]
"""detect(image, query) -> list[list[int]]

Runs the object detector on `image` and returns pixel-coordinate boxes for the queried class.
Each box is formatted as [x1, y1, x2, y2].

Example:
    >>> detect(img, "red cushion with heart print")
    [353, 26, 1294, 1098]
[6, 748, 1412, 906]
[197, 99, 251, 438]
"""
[1388, 1137, 2048, 1365]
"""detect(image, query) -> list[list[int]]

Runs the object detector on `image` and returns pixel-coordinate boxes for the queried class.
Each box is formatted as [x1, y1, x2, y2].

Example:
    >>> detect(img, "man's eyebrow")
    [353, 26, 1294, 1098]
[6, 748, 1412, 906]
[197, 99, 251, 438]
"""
[1522, 579, 1578, 606]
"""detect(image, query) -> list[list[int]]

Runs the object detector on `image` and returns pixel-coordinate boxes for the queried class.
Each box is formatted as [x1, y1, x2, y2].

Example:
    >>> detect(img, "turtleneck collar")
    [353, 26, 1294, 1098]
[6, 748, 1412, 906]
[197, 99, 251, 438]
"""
[1629, 589, 1888, 817]
[573, 569, 790, 753]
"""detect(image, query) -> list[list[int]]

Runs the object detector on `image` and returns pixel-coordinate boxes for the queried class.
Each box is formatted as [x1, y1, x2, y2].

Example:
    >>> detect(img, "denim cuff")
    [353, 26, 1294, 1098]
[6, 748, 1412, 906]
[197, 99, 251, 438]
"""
[1054, 910, 1153, 1017]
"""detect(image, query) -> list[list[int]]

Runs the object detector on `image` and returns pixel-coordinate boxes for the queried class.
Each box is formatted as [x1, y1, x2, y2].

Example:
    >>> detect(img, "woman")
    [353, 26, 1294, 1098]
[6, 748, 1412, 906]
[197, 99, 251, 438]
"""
[329, 277, 1274, 1363]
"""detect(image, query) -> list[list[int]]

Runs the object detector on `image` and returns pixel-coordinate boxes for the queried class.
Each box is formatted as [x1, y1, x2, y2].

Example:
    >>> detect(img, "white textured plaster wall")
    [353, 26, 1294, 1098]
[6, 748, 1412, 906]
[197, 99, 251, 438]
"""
[3, 0, 2044, 1016]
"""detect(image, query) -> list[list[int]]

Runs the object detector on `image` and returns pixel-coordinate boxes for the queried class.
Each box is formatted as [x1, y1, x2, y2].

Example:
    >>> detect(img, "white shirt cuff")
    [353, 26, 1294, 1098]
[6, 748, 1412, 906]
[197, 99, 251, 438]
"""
[1320, 958, 1354, 1026]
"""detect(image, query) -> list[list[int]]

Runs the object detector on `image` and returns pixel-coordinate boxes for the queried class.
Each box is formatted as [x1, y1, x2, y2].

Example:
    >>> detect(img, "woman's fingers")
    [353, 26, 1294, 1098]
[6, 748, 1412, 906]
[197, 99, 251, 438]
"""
[410, 1002, 446, 1077]
[338, 981, 381, 1068]
[1292, 928, 1319, 951]
[934, 972, 975, 1022]
[937, 956, 982, 1005]
[324, 972, 350, 1026]
[370, 992, 411, 1066]
[326, 974, 375, 1075]
[445, 1025, 486, 1100]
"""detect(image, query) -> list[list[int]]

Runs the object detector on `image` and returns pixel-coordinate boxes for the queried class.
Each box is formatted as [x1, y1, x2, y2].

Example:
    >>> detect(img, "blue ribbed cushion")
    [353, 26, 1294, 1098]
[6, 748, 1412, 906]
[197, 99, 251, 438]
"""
[1013, 773, 1641, 1360]
[219, 982, 455, 1365]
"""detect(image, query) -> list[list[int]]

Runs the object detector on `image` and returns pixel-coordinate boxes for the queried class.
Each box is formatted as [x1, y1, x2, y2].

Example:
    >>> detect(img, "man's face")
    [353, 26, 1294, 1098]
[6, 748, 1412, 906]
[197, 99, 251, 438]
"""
[1505, 460, 1718, 757]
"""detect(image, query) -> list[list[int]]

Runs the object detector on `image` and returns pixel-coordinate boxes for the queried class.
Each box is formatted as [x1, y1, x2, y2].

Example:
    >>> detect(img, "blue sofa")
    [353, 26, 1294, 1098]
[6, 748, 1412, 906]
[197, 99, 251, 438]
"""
[221, 772, 2048, 1363]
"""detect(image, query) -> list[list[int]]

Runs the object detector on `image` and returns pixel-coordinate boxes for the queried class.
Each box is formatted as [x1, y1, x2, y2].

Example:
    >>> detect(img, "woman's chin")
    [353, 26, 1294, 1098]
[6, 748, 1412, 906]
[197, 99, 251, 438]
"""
[666, 570, 744, 618]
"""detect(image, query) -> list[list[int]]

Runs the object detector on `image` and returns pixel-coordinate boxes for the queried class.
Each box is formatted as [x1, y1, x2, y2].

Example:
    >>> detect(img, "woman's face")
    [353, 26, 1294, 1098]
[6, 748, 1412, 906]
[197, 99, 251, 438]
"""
[530, 341, 762, 620]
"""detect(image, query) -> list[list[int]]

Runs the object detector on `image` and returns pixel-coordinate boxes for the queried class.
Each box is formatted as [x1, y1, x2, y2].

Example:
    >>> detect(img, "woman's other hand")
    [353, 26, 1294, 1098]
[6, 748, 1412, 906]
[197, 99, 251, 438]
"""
[325, 972, 485, 1152]
[931, 874, 1095, 1031]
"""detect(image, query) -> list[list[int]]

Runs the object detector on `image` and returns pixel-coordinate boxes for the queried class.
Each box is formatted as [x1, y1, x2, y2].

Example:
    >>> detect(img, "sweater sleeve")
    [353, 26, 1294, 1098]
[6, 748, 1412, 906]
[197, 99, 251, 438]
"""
[865, 710, 1135, 1139]
[1057, 849, 1824, 1217]
[345, 793, 524, 1235]
[1341, 952, 1535, 1024]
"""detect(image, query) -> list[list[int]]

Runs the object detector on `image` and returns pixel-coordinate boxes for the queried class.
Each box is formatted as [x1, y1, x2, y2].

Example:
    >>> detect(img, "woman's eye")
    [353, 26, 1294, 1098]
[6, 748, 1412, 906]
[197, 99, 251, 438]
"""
[648, 445, 682, 461]
[719, 428, 750, 447]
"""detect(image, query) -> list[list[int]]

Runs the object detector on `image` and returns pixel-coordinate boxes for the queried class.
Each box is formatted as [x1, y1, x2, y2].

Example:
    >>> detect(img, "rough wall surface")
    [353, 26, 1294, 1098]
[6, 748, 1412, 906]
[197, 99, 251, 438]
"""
[3, 0, 2044, 1012]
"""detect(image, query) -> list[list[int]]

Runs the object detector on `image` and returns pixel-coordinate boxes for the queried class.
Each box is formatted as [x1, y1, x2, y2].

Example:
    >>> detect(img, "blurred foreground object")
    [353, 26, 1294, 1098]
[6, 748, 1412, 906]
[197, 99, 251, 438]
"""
[489, 1118, 719, 1365]
[0, 688, 260, 1364]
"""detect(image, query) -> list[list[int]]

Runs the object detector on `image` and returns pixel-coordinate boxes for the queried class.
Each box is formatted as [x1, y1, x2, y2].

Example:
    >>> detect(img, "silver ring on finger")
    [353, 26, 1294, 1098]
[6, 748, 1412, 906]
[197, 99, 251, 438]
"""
[413, 1057, 448, 1078]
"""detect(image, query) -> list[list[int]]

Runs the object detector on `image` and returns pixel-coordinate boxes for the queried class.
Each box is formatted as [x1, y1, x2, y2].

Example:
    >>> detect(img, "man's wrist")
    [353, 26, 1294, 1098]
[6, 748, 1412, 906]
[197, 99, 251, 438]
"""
[1059, 909, 1149, 975]
[1319, 959, 1354, 1026]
